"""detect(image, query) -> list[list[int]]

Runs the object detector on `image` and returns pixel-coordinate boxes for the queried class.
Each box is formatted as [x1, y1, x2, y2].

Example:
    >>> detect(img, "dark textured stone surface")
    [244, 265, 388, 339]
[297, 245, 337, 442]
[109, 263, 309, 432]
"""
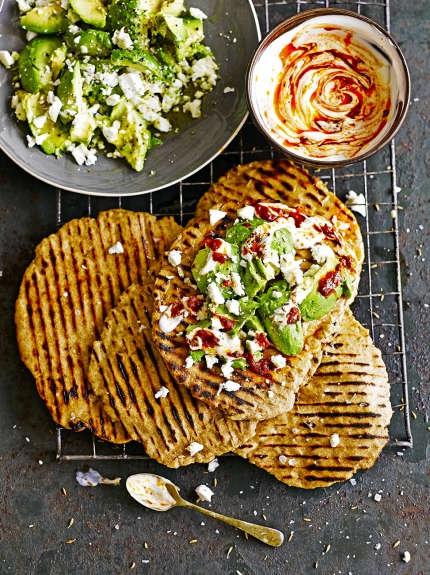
[1, 2, 429, 574]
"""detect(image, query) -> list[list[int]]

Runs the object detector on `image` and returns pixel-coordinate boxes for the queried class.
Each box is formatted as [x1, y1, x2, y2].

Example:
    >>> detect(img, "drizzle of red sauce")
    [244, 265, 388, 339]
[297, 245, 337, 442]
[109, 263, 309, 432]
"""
[288, 209, 306, 227]
[318, 269, 342, 297]
[285, 306, 301, 324]
[254, 203, 279, 222]
[214, 315, 236, 331]
[246, 353, 274, 376]
[170, 302, 184, 318]
[315, 223, 337, 240]
[338, 255, 354, 270]
[195, 329, 219, 348]
[254, 203, 305, 227]
[205, 237, 223, 251]
[255, 332, 272, 349]
[187, 296, 203, 313]
[212, 251, 228, 264]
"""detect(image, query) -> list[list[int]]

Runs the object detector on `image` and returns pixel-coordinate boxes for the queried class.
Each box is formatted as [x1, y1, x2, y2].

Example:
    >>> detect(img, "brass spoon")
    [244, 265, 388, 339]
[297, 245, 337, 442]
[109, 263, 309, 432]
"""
[126, 473, 284, 547]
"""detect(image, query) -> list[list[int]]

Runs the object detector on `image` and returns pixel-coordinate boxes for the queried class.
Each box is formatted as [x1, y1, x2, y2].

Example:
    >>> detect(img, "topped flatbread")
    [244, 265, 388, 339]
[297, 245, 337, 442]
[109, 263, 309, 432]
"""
[235, 309, 392, 488]
[16, 209, 182, 442]
[88, 284, 257, 467]
[153, 193, 363, 422]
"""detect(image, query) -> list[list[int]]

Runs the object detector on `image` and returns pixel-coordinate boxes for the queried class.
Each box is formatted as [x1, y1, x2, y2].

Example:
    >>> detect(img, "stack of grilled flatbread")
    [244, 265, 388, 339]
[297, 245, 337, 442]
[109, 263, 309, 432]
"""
[16, 160, 392, 488]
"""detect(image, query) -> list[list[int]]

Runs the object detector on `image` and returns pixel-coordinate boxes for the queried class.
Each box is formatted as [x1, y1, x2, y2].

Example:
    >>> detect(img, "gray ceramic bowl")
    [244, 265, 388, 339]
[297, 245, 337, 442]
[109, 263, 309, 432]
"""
[0, 0, 260, 195]
[246, 8, 411, 169]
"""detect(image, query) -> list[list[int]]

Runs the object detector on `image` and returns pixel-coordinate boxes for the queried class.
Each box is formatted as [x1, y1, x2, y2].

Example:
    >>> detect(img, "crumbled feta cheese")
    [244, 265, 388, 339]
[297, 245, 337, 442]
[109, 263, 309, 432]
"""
[205, 355, 219, 369]
[26, 30, 38, 41]
[26, 135, 36, 148]
[17, 0, 32, 11]
[189, 7, 207, 19]
[108, 241, 124, 255]
[330, 433, 340, 447]
[154, 386, 169, 399]
[186, 442, 204, 457]
[220, 359, 234, 379]
[112, 27, 134, 50]
[195, 485, 214, 502]
[106, 94, 121, 107]
[207, 282, 225, 305]
[272, 290, 282, 299]
[374, 493, 382, 502]
[246, 338, 262, 355]
[209, 209, 227, 226]
[35, 133, 49, 145]
[225, 299, 240, 316]
[0, 51, 15, 69]
[60, 0, 69, 8]
[68, 24, 80, 34]
[185, 356, 194, 369]
[217, 380, 241, 395]
[153, 116, 172, 132]
[168, 250, 182, 267]
[48, 97, 62, 122]
[102, 121, 120, 143]
[267, 390, 274, 398]
[71, 143, 97, 166]
[349, 478, 357, 486]
[208, 458, 219, 472]
[271, 355, 287, 369]
[230, 272, 245, 297]
[311, 243, 335, 264]
[402, 552, 410, 563]
[375, 543, 381, 550]
[223, 86, 235, 93]
[159, 309, 183, 333]
[279, 455, 287, 465]
[33, 115, 47, 129]
[183, 99, 202, 118]
[237, 205, 255, 220]
[345, 191, 366, 217]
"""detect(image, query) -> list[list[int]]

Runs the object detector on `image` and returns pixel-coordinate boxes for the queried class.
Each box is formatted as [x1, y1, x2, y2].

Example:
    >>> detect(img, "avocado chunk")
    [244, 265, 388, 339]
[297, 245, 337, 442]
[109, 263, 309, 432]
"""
[191, 245, 240, 298]
[111, 49, 166, 80]
[21, 4, 68, 34]
[56, 61, 83, 123]
[70, 107, 96, 144]
[243, 259, 267, 298]
[258, 282, 304, 356]
[50, 45, 68, 80]
[298, 257, 343, 322]
[225, 219, 265, 246]
[68, 29, 112, 57]
[271, 228, 295, 258]
[106, 98, 152, 171]
[69, 0, 107, 28]
[176, 17, 205, 60]
[160, 0, 185, 16]
[19, 36, 64, 93]
[21, 92, 70, 155]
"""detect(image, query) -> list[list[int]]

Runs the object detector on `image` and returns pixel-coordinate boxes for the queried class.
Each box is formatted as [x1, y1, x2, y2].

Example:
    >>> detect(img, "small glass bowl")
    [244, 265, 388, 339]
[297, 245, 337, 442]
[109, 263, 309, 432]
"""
[246, 8, 411, 168]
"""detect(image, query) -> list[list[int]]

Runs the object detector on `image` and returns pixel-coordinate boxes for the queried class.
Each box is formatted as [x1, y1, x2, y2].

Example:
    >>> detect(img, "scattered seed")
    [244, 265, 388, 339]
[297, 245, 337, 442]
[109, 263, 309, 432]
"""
[227, 546, 233, 559]
[400, 406, 404, 411]
[326, 544, 331, 552]
[189, 540, 197, 544]
[315, 561, 319, 568]
[372, 312, 380, 318]
[417, 248, 422, 256]
[412, 412, 417, 419]
[398, 206, 404, 210]
[262, 514, 267, 521]
[144, 543, 148, 549]
[351, 506, 357, 510]
[66, 539, 76, 544]
[375, 204, 380, 211]
[303, 518, 311, 522]
[130, 563, 135, 569]
[397, 346, 401, 351]
[393, 541, 400, 548]
[427, 427, 430, 431]
[244, 532, 248, 539]
[288, 532, 294, 542]
[380, 295, 385, 301]
[62, 488, 67, 496]
[370, 264, 378, 269]
[68, 518, 74, 529]
[214, 478, 217, 487]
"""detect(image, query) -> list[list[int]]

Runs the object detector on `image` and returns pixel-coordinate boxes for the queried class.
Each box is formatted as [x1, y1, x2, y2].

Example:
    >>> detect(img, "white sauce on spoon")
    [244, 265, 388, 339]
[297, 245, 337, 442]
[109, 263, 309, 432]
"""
[126, 473, 176, 511]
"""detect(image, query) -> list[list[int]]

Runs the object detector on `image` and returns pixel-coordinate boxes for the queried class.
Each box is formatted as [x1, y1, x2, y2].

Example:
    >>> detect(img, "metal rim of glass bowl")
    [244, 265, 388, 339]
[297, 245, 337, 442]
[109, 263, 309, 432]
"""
[245, 7, 412, 170]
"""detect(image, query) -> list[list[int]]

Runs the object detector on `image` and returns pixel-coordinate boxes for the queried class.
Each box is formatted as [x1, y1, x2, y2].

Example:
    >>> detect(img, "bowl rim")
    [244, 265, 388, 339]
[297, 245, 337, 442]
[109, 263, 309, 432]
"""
[246, 7, 411, 169]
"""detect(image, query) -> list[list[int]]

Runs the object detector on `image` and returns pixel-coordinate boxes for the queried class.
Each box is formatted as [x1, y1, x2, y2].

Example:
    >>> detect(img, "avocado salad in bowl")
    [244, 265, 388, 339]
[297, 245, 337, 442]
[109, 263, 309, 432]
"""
[152, 199, 362, 421]
[0, 0, 260, 194]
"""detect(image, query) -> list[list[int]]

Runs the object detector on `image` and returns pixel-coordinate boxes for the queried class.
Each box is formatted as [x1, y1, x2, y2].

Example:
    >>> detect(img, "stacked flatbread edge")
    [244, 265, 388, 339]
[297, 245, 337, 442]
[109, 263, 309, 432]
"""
[15, 160, 392, 486]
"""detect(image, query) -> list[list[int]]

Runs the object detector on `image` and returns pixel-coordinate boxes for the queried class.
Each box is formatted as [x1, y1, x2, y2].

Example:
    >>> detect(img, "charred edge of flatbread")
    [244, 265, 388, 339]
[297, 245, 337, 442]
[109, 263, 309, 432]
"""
[152, 204, 360, 421]
[88, 284, 257, 467]
[194, 159, 364, 267]
[235, 310, 392, 488]
[15, 209, 182, 439]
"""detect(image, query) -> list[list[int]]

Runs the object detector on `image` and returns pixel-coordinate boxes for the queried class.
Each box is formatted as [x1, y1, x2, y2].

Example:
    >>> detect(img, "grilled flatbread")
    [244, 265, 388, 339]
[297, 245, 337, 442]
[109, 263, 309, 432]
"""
[88, 284, 257, 467]
[152, 197, 363, 422]
[15, 209, 182, 442]
[235, 309, 392, 488]
[195, 159, 363, 266]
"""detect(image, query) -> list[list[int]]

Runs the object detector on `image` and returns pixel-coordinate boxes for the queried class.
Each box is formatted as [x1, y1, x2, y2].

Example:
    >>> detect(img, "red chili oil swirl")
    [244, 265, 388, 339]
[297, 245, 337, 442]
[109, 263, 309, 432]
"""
[318, 269, 342, 297]
[272, 25, 392, 159]
[205, 237, 223, 251]
[187, 296, 204, 313]
[246, 353, 275, 376]
[285, 306, 301, 324]
[194, 329, 219, 348]
[214, 315, 236, 331]
[255, 332, 272, 349]
[254, 203, 305, 227]
[212, 251, 229, 264]
[170, 302, 184, 318]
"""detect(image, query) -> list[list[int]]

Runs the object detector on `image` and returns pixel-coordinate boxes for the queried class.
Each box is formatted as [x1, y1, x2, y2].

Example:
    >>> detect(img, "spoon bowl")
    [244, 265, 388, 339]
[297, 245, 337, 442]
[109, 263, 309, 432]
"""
[126, 473, 284, 547]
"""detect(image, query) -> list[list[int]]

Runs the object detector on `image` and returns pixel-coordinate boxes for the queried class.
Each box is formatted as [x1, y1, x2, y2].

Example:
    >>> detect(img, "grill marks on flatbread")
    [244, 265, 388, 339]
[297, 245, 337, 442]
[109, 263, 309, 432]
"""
[195, 159, 363, 266]
[15, 209, 182, 442]
[235, 310, 392, 488]
[153, 200, 362, 422]
[88, 284, 257, 467]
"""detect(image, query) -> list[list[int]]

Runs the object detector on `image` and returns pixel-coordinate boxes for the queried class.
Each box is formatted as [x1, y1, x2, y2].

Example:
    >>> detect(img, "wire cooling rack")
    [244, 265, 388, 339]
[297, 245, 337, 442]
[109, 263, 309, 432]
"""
[56, 0, 413, 461]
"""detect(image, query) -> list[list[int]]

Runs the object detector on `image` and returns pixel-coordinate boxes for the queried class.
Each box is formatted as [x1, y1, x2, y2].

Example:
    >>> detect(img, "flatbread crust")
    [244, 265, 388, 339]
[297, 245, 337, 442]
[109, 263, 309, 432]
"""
[152, 197, 363, 422]
[15, 209, 182, 442]
[195, 159, 363, 266]
[235, 309, 392, 488]
[88, 284, 257, 467]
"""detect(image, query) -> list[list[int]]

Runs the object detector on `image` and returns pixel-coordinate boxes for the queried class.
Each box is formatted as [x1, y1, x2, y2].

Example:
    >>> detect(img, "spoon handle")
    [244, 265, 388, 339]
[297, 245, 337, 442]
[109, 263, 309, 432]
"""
[180, 500, 284, 547]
